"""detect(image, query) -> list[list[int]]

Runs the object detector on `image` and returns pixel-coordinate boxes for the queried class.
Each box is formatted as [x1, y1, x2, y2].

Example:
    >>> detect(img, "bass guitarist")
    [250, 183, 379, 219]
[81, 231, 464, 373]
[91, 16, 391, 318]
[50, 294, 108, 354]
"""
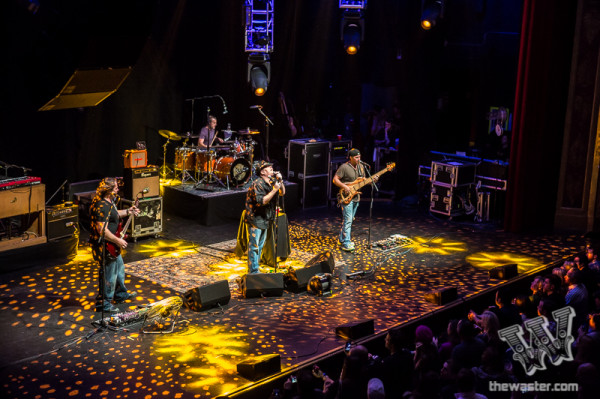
[90, 177, 139, 313]
[333, 148, 377, 252]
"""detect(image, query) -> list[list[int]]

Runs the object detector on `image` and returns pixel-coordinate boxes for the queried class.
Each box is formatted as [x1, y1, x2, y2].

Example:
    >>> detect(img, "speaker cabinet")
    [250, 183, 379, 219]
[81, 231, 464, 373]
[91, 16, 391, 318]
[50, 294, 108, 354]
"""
[237, 354, 281, 380]
[284, 264, 325, 293]
[46, 204, 79, 240]
[305, 251, 335, 274]
[122, 166, 160, 200]
[287, 139, 331, 179]
[424, 287, 458, 305]
[182, 280, 231, 311]
[241, 273, 284, 298]
[335, 319, 375, 341]
[489, 264, 518, 280]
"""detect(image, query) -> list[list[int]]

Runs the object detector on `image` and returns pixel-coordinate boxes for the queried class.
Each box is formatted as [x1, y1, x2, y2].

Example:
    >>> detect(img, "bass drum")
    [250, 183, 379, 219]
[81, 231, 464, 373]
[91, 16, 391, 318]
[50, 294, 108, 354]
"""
[214, 156, 252, 187]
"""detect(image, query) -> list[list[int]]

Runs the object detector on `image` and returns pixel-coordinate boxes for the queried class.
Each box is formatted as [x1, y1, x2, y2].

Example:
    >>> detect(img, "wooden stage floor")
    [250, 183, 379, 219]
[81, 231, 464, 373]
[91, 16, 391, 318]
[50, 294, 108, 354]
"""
[0, 200, 587, 398]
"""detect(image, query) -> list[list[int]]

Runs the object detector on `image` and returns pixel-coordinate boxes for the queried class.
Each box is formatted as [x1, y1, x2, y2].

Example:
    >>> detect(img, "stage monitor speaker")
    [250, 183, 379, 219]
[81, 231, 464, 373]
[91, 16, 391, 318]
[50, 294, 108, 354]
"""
[122, 166, 160, 200]
[424, 287, 458, 305]
[489, 264, 518, 280]
[38, 68, 132, 111]
[284, 264, 324, 293]
[237, 354, 281, 381]
[241, 273, 284, 298]
[182, 280, 231, 312]
[335, 319, 375, 341]
[305, 251, 335, 274]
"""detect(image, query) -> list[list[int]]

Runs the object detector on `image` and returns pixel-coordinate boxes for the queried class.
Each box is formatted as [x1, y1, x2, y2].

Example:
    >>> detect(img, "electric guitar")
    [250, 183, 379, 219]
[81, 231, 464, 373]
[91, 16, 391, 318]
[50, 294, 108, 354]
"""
[105, 198, 139, 259]
[337, 162, 396, 205]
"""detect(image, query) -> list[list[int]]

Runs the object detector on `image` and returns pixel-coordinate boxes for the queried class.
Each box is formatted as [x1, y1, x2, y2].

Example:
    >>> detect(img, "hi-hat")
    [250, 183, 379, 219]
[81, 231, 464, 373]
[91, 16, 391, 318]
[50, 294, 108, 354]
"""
[159, 129, 182, 140]
[238, 128, 260, 135]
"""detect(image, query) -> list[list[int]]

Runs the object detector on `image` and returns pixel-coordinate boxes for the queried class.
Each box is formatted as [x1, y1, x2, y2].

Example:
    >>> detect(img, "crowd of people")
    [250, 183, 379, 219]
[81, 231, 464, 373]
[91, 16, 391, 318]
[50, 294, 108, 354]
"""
[271, 248, 600, 399]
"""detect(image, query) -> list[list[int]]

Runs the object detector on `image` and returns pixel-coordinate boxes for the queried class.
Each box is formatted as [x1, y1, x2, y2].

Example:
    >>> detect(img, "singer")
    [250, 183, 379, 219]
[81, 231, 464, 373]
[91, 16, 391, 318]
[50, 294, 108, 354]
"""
[89, 178, 140, 313]
[244, 160, 286, 273]
[332, 148, 377, 251]
[197, 115, 224, 148]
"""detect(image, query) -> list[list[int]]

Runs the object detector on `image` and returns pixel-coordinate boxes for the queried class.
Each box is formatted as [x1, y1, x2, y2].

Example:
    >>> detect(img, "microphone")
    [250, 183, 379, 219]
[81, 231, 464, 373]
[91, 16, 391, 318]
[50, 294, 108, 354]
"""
[142, 187, 150, 194]
[249, 105, 262, 109]
[359, 160, 371, 168]
[218, 95, 228, 114]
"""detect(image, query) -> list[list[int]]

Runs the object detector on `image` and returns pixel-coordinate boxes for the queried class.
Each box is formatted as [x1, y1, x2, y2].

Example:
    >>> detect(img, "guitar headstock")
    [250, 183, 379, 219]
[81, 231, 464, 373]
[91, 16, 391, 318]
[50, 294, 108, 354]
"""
[386, 162, 396, 171]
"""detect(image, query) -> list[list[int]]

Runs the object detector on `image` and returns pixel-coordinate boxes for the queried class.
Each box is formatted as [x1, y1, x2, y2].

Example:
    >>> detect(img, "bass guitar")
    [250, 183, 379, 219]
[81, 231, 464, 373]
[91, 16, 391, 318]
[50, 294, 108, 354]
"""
[105, 198, 139, 260]
[337, 162, 396, 205]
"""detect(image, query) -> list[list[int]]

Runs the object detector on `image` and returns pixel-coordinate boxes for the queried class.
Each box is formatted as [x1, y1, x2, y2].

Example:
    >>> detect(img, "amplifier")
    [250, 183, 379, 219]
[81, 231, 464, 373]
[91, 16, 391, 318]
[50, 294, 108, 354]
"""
[330, 140, 352, 159]
[122, 166, 160, 200]
[123, 149, 148, 168]
[46, 204, 79, 240]
[287, 139, 330, 179]
[121, 197, 162, 239]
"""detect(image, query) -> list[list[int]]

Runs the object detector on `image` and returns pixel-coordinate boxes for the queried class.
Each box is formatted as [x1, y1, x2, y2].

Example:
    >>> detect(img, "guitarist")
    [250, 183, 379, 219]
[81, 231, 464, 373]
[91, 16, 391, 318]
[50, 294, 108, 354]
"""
[89, 177, 140, 313]
[333, 149, 377, 252]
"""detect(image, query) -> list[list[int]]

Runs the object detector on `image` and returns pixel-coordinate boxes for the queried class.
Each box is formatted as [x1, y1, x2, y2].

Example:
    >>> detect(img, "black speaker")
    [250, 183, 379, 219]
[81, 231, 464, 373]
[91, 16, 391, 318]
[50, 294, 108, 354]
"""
[305, 251, 335, 274]
[237, 354, 281, 380]
[424, 287, 458, 305]
[122, 166, 160, 200]
[335, 319, 375, 341]
[284, 264, 324, 293]
[489, 264, 518, 280]
[46, 204, 79, 240]
[182, 280, 231, 311]
[241, 273, 284, 298]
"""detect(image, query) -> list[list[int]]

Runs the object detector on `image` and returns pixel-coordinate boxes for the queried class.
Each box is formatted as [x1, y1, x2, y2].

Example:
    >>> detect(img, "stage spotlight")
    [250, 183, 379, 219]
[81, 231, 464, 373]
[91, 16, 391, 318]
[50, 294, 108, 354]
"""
[340, 10, 364, 55]
[421, 0, 444, 30]
[247, 53, 270, 96]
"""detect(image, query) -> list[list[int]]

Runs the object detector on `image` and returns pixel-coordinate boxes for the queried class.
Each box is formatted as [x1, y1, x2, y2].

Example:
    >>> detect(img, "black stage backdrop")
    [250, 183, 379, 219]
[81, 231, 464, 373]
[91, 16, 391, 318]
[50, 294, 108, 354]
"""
[1, 0, 575, 231]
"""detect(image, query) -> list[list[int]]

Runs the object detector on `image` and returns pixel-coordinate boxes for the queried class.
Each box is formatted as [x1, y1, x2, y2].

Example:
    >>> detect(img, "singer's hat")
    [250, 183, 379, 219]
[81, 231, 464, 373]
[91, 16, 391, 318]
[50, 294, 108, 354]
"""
[257, 160, 273, 171]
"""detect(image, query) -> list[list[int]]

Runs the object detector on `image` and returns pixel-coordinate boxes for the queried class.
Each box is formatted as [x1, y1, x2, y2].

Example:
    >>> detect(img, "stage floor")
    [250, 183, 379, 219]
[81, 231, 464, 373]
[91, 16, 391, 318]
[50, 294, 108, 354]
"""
[0, 201, 588, 398]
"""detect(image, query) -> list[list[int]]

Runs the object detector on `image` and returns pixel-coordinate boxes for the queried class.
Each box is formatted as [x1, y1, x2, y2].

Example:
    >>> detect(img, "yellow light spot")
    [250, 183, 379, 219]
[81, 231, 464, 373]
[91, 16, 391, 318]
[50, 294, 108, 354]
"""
[466, 252, 543, 273]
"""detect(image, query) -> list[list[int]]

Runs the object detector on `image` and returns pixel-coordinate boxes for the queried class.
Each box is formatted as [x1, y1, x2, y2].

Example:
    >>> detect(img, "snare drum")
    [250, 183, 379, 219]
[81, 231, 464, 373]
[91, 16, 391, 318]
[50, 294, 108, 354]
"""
[214, 156, 252, 186]
[195, 149, 216, 173]
[175, 147, 196, 170]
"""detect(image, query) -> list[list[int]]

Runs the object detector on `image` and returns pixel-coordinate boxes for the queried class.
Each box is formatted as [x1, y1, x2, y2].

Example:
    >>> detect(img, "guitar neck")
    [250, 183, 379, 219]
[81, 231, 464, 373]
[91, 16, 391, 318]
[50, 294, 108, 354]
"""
[353, 168, 389, 190]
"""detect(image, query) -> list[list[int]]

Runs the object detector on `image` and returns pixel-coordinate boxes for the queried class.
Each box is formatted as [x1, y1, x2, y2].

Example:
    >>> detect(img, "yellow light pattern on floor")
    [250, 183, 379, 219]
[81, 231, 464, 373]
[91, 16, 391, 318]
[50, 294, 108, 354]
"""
[408, 236, 468, 255]
[136, 240, 198, 258]
[153, 325, 249, 395]
[206, 257, 306, 279]
[466, 252, 543, 273]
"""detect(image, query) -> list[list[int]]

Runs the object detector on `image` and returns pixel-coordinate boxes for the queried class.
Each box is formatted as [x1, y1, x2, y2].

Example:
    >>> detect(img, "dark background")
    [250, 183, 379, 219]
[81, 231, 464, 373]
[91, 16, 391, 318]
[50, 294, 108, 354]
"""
[1, 0, 528, 201]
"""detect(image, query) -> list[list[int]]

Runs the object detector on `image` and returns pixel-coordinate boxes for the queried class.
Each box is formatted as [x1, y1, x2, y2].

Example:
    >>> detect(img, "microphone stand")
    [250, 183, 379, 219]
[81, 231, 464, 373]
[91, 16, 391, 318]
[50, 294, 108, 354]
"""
[362, 162, 378, 249]
[96, 199, 116, 330]
[253, 107, 274, 162]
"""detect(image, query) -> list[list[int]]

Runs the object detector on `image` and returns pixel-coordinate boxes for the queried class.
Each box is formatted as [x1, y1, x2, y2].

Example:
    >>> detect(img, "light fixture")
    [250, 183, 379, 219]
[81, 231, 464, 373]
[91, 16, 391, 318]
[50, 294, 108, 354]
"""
[245, 1, 274, 95]
[421, 0, 444, 30]
[340, 4, 365, 55]
[247, 53, 270, 97]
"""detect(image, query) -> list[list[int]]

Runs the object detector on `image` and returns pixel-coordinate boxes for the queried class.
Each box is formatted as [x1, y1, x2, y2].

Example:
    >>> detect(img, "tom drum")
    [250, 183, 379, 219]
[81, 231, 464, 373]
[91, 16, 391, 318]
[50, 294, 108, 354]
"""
[175, 147, 196, 170]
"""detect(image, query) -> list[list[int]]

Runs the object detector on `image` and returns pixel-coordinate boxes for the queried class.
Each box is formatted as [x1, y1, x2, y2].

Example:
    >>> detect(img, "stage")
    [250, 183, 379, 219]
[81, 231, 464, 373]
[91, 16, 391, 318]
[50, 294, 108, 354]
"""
[0, 202, 586, 399]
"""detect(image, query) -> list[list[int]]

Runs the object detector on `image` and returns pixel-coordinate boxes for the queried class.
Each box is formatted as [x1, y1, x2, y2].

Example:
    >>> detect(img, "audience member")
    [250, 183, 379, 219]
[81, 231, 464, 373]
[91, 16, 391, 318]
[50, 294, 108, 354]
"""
[413, 325, 441, 378]
[451, 319, 486, 371]
[471, 346, 517, 399]
[367, 378, 385, 399]
[438, 319, 460, 362]
[565, 268, 589, 328]
[542, 273, 566, 308]
[529, 275, 544, 308]
[490, 289, 522, 329]
[371, 328, 413, 398]
[576, 363, 600, 399]
[455, 368, 488, 399]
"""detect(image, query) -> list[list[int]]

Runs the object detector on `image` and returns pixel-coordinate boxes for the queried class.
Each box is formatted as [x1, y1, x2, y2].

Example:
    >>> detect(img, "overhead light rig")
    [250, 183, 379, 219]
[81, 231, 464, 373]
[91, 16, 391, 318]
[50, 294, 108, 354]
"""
[339, 1, 367, 55]
[245, 0, 274, 96]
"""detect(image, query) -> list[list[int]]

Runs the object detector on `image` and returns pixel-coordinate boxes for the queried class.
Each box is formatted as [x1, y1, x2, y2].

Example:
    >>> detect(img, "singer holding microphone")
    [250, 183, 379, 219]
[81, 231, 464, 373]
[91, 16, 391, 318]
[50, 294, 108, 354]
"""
[333, 148, 377, 252]
[89, 178, 140, 313]
[197, 115, 224, 148]
[245, 160, 286, 273]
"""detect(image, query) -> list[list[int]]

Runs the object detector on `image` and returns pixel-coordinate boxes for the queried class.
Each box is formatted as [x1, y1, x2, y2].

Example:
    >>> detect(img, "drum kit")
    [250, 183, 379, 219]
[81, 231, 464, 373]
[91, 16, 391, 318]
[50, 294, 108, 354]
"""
[158, 128, 260, 188]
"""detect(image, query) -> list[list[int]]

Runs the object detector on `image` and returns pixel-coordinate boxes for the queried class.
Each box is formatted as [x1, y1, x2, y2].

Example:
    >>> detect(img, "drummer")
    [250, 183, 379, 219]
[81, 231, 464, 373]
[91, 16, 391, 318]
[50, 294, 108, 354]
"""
[197, 115, 224, 149]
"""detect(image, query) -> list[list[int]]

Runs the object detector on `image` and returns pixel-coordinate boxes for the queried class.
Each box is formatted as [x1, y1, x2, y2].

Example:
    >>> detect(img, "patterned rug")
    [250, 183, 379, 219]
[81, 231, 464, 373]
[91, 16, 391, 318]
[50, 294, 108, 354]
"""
[124, 239, 328, 294]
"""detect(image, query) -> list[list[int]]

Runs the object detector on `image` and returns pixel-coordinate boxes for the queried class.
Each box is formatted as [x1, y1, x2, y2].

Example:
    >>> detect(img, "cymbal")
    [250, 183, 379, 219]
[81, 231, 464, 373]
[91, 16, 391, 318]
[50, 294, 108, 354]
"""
[159, 129, 182, 140]
[238, 128, 260, 135]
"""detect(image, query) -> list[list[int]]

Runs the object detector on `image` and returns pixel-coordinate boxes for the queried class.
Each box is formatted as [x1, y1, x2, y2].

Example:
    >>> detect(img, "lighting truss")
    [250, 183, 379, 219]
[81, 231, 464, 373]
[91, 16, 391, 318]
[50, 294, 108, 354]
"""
[245, 0, 274, 53]
[339, 0, 367, 10]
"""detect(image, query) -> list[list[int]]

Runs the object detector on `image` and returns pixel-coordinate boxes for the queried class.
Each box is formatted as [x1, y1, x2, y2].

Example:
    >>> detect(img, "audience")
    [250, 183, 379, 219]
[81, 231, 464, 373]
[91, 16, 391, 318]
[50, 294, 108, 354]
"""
[271, 249, 600, 399]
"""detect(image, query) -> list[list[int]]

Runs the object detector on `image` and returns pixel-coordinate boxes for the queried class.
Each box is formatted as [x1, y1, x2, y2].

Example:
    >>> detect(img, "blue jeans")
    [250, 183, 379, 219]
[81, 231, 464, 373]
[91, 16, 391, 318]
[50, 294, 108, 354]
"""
[96, 255, 128, 310]
[248, 226, 267, 273]
[339, 200, 359, 247]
